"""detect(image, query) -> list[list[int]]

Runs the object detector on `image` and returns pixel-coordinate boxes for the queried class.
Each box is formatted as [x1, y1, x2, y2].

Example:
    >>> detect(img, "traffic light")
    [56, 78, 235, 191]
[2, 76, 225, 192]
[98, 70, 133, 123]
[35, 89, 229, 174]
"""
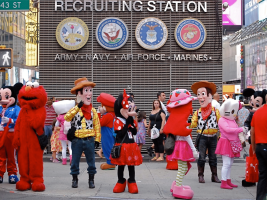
[0, 46, 13, 69]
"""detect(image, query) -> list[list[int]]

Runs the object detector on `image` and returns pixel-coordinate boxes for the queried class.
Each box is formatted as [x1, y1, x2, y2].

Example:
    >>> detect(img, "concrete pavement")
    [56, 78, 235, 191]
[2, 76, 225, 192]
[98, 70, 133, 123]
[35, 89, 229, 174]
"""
[0, 155, 257, 200]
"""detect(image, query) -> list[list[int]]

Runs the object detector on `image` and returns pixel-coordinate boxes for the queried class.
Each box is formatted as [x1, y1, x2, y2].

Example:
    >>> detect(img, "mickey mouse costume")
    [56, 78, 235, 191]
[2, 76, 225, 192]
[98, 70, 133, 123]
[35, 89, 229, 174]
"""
[242, 88, 267, 187]
[111, 90, 142, 194]
[0, 83, 22, 184]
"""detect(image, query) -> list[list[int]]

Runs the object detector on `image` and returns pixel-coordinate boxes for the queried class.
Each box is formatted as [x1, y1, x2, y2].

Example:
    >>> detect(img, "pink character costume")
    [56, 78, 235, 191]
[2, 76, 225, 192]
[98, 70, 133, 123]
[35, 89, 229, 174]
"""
[215, 99, 244, 189]
[163, 89, 198, 199]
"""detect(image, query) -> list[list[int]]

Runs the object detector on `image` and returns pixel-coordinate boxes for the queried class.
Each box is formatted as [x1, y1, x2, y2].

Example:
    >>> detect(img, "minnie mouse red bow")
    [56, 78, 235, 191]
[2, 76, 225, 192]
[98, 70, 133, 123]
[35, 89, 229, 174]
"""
[121, 89, 130, 109]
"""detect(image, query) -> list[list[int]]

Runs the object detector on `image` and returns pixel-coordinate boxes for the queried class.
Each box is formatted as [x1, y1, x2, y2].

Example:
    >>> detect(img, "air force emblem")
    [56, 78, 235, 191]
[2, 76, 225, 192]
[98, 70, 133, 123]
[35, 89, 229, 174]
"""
[135, 17, 168, 50]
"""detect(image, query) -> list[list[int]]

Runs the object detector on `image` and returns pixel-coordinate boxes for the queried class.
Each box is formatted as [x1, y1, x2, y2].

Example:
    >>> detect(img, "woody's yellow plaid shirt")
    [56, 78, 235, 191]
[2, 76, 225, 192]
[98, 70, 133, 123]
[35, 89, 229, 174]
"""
[64, 106, 101, 142]
[189, 107, 221, 135]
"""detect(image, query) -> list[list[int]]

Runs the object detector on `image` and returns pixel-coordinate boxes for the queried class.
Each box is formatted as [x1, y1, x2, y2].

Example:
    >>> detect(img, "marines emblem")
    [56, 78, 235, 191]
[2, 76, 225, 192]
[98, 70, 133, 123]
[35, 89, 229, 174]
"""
[56, 17, 89, 51]
[175, 18, 206, 51]
[96, 17, 128, 50]
[135, 17, 168, 50]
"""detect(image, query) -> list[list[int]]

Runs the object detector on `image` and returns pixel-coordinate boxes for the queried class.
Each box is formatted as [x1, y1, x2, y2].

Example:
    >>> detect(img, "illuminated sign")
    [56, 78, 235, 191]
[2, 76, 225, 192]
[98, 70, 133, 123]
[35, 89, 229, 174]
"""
[222, 0, 242, 26]
[55, 0, 208, 13]
[0, 48, 13, 68]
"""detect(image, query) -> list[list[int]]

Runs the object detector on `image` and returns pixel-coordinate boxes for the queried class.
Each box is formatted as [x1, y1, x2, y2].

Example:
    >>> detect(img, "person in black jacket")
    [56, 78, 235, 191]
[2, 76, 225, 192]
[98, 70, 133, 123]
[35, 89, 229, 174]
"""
[242, 88, 267, 187]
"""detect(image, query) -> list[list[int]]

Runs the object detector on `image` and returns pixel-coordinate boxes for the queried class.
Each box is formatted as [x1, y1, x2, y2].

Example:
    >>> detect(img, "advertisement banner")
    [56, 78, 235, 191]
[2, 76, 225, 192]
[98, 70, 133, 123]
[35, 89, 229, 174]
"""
[245, 0, 259, 26]
[223, 0, 242, 26]
[259, 0, 267, 21]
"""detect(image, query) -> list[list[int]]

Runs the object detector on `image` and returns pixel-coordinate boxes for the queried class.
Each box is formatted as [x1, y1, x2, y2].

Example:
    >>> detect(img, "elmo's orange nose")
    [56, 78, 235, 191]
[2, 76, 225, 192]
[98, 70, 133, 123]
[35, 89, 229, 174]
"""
[25, 86, 32, 92]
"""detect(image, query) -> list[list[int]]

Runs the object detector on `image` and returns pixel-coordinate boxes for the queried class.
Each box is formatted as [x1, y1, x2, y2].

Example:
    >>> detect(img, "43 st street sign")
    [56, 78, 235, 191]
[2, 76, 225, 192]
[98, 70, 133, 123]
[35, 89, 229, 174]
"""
[0, 0, 29, 11]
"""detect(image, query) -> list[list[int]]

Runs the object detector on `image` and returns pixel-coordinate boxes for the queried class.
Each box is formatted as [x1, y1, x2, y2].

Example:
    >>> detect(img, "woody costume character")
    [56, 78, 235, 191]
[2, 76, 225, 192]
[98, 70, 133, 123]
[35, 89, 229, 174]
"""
[111, 90, 142, 194]
[190, 81, 221, 183]
[64, 78, 101, 189]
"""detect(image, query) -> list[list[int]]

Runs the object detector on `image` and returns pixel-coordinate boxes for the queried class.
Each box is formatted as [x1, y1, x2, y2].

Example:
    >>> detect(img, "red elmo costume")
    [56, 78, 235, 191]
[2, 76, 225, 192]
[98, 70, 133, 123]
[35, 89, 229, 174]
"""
[13, 83, 47, 191]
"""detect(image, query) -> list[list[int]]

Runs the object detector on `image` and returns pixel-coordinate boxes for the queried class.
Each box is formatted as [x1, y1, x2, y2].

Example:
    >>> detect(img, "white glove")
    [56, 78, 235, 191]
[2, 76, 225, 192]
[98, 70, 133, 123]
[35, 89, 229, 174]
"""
[55, 120, 60, 127]
[243, 126, 248, 134]
[193, 150, 199, 159]
[238, 132, 245, 143]
[0, 124, 4, 131]
[1, 117, 13, 124]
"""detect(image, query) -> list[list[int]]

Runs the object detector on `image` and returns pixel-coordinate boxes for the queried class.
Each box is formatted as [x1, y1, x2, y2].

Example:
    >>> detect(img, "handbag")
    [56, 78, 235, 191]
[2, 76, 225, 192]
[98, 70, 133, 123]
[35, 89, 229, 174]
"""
[33, 128, 48, 150]
[164, 133, 176, 155]
[110, 132, 127, 159]
[229, 140, 243, 154]
[151, 124, 160, 139]
[67, 126, 76, 142]
[245, 153, 259, 183]
[150, 112, 160, 139]
[194, 114, 211, 151]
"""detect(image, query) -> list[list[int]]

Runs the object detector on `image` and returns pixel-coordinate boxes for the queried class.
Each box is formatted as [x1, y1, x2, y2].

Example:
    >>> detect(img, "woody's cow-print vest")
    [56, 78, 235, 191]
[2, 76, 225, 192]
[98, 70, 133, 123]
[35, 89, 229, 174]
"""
[71, 110, 94, 130]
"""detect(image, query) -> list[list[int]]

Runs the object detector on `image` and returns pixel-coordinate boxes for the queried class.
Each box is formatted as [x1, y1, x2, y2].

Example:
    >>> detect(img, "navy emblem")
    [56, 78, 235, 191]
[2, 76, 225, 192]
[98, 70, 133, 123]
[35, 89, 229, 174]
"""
[135, 17, 168, 50]
[56, 17, 89, 51]
[96, 17, 128, 50]
[175, 18, 207, 50]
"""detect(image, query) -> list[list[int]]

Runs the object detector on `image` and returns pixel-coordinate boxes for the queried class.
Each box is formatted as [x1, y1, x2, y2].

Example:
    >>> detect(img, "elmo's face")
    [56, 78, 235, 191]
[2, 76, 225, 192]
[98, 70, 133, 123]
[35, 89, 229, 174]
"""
[18, 82, 47, 109]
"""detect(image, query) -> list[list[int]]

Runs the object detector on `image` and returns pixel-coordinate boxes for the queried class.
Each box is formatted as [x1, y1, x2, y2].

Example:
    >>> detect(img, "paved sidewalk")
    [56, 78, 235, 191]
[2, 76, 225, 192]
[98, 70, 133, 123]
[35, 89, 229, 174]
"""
[0, 159, 257, 200]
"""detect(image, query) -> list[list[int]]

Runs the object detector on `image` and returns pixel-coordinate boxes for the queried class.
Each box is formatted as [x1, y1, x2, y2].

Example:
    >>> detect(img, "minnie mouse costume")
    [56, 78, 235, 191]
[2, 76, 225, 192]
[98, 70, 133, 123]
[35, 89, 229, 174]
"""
[111, 90, 142, 194]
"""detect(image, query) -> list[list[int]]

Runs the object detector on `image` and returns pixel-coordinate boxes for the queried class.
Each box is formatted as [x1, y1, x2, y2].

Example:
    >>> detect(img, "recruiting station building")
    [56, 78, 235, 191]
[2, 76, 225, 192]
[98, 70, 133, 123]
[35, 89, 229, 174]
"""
[39, 0, 222, 113]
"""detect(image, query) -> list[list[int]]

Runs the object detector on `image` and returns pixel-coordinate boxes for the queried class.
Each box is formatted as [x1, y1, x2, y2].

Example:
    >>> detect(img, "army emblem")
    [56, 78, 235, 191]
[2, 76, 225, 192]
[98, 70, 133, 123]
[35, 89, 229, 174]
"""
[56, 17, 89, 51]
[135, 17, 168, 50]
[96, 17, 128, 50]
[175, 18, 206, 51]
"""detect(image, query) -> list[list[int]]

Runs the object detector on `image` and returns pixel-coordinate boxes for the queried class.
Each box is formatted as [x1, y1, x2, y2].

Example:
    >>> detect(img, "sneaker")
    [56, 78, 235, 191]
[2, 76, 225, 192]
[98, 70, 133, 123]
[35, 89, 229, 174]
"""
[50, 157, 53, 161]
[43, 149, 47, 154]
[9, 175, 18, 184]
[52, 159, 61, 163]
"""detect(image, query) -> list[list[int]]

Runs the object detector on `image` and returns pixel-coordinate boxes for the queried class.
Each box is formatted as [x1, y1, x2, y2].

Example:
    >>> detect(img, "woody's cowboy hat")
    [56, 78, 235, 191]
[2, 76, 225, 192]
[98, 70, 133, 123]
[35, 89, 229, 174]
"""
[191, 80, 217, 95]
[70, 77, 96, 94]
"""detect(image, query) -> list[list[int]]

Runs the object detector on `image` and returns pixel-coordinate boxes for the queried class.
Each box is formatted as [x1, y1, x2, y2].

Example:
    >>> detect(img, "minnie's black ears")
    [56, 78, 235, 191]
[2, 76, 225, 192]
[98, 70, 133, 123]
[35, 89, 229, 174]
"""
[243, 88, 255, 97]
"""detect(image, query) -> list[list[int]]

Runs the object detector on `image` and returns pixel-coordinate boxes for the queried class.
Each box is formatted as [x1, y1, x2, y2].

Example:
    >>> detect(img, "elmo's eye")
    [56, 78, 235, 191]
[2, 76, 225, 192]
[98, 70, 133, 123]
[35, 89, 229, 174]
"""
[32, 82, 39, 88]
[26, 82, 32, 87]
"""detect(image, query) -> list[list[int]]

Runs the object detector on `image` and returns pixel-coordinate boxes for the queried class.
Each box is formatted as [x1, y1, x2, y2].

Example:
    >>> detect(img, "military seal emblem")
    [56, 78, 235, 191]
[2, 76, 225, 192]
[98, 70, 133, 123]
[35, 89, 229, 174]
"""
[56, 17, 89, 51]
[96, 17, 128, 50]
[175, 18, 207, 51]
[135, 17, 168, 50]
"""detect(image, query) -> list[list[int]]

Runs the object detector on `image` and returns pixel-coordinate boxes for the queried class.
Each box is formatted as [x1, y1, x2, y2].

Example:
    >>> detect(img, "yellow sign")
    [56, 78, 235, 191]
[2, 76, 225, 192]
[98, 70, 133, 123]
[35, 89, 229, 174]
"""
[56, 17, 89, 51]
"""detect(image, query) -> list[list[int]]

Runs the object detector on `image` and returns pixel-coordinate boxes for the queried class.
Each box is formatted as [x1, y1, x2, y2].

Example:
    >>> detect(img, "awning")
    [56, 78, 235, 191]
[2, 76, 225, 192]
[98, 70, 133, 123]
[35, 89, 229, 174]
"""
[230, 18, 267, 46]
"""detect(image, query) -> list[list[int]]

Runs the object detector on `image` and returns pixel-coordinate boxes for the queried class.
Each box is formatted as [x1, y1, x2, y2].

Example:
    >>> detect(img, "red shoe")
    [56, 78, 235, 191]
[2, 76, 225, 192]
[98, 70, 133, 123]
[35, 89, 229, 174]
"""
[32, 181, 45, 192]
[16, 180, 31, 191]
[227, 179, 238, 188]
[128, 181, 138, 194]
[113, 180, 126, 193]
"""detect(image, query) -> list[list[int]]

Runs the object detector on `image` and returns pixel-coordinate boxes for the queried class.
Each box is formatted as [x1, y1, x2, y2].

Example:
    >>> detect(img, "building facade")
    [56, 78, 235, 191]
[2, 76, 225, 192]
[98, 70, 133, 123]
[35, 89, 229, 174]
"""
[39, 0, 222, 113]
[0, 3, 38, 86]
